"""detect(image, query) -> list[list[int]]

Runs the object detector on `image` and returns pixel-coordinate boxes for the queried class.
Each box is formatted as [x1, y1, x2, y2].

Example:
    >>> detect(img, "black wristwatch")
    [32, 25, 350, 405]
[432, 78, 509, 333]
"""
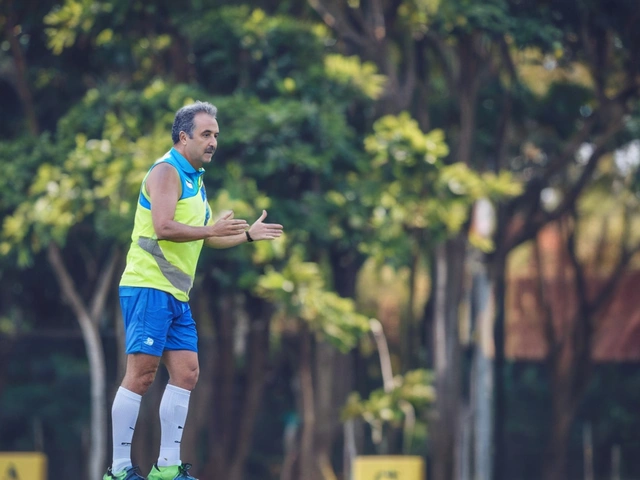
[245, 230, 254, 242]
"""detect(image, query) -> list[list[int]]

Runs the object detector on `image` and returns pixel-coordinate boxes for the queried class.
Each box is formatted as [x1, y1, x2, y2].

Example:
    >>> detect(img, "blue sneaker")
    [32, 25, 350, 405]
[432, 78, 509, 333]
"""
[103, 465, 145, 480]
[147, 463, 197, 480]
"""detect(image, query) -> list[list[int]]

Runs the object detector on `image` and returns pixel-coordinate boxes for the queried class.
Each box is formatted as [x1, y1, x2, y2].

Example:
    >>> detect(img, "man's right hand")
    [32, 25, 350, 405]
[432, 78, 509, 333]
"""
[209, 211, 249, 237]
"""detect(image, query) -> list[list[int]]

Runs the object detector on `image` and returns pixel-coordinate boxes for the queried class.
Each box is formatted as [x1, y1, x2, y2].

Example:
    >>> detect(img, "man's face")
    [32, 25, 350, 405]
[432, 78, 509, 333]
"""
[182, 112, 219, 168]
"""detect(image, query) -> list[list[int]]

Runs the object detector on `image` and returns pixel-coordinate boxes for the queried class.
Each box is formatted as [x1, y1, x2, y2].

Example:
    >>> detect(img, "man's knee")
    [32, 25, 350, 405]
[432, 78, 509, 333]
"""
[137, 368, 159, 392]
[174, 364, 199, 391]
[163, 350, 199, 391]
[123, 362, 159, 395]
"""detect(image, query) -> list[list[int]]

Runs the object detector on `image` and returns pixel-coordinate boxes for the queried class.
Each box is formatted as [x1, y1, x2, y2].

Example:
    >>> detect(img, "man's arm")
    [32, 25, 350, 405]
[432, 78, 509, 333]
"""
[205, 232, 250, 249]
[148, 163, 248, 242]
[205, 210, 283, 249]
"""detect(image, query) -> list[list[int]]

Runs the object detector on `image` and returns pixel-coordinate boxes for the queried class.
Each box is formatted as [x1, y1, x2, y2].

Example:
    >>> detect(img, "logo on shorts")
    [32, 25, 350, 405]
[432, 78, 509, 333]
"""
[144, 337, 155, 346]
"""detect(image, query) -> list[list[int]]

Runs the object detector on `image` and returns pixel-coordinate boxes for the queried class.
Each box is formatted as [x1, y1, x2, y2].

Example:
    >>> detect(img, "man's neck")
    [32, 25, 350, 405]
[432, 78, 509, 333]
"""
[173, 144, 200, 170]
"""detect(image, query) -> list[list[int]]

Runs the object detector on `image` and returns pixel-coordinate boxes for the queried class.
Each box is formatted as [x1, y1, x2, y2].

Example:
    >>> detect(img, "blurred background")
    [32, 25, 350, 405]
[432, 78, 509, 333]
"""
[1, 0, 640, 479]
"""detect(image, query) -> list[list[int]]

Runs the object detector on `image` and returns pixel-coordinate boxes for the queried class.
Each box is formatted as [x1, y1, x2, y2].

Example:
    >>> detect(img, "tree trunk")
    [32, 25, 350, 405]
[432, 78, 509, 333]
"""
[180, 280, 215, 471]
[542, 307, 593, 480]
[227, 296, 272, 480]
[47, 244, 120, 480]
[401, 247, 420, 373]
[313, 341, 352, 480]
[431, 235, 466, 480]
[2, 2, 39, 136]
[299, 323, 319, 480]
[328, 247, 365, 478]
[0, 333, 16, 401]
[470, 259, 494, 480]
[207, 294, 236, 476]
[181, 334, 214, 468]
[201, 291, 272, 480]
[543, 368, 575, 480]
[491, 250, 508, 480]
[314, 341, 336, 479]
[455, 35, 481, 167]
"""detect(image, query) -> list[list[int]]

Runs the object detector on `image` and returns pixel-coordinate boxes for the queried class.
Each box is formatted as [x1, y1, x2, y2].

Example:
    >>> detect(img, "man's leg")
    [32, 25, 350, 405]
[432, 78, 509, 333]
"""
[110, 353, 161, 473]
[156, 350, 199, 467]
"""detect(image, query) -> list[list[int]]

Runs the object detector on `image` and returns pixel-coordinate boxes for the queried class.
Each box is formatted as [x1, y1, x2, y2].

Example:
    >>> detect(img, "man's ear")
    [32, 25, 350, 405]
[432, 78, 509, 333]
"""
[180, 131, 188, 144]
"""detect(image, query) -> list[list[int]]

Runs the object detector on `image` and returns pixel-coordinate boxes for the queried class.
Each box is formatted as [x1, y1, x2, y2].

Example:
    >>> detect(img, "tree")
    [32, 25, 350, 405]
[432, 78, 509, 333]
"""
[5, 1, 640, 478]
[493, 2, 640, 476]
[528, 162, 640, 480]
[307, 2, 640, 479]
[256, 251, 371, 480]
[178, 9, 389, 477]
[0, 83, 213, 478]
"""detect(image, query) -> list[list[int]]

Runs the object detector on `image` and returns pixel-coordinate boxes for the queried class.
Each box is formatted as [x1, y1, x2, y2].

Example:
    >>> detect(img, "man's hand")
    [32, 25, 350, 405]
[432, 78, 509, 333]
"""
[209, 211, 249, 237]
[247, 210, 283, 241]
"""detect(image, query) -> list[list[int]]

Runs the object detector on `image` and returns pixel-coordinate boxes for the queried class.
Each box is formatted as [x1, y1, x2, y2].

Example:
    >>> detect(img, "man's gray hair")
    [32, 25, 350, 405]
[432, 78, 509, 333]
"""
[171, 101, 218, 144]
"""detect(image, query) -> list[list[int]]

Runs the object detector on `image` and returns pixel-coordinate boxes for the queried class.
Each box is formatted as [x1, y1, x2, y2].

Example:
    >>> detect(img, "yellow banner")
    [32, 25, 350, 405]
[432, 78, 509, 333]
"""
[0, 452, 47, 480]
[354, 455, 425, 480]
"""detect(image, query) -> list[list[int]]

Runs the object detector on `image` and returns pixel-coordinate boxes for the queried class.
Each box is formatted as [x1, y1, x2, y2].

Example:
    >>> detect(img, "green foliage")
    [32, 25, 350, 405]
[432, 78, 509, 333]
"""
[0, 347, 90, 451]
[342, 369, 435, 447]
[34, 0, 388, 285]
[0, 134, 56, 217]
[3, 0, 640, 475]
[535, 82, 594, 140]
[182, 6, 330, 98]
[343, 369, 435, 420]
[256, 251, 370, 352]
[0, 134, 59, 264]
[324, 54, 387, 101]
[44, 0, 182, 81]
[358, 112, 522, 257]
[205, 90, 373, 260]
[504, 362, 640, 480]
[44, 0, 112, 54]
[433, 0, 562, 48]
[365, 113, 449, 168]
[0, 81, 215, 265]
[397, 0, 442, 38]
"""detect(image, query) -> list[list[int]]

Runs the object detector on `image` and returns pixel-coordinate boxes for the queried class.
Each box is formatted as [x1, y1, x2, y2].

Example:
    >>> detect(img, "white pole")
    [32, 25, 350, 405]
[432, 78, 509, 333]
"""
[583, 423, 594, 480]
[611, 444, 621, 480]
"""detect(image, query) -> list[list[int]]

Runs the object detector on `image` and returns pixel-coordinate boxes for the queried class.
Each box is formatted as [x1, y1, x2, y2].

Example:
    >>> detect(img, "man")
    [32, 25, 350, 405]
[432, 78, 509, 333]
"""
[104, 101, 283, 480]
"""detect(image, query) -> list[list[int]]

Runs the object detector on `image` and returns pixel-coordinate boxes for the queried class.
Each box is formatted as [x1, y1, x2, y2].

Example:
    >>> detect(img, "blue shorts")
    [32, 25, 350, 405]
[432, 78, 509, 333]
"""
[119, 286, 198, 356]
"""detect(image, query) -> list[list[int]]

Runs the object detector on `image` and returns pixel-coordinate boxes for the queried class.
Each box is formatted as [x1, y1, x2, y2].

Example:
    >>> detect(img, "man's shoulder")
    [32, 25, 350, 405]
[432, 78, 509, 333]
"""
[145, 159, 182, 197]
[148, 156, 181, 179]
[152, 150, 178, 168]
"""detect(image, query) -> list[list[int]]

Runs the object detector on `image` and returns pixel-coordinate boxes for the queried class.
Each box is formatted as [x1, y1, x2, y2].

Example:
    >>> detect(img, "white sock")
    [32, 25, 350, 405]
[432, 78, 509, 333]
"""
[111, 386, 142, 473]
[157, 383, 191, 467]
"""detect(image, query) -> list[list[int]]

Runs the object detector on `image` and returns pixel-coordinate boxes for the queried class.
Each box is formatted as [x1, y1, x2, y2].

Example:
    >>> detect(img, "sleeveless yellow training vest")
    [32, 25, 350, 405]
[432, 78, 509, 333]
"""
[120, 148, 212, 301]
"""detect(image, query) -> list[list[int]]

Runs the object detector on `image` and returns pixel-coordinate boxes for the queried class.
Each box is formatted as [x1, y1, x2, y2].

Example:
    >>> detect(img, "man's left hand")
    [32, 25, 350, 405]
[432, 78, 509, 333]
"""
[248, 210, 283, 241]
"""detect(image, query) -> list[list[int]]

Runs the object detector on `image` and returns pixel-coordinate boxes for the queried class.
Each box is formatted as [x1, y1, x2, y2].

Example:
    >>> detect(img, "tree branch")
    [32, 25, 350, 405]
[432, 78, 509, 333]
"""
[308, 0, 368, 48]
[565, 211, 587, 307]
[493, 37, 519, 171]
[2, 0, 39, 136]
[505, 112, 625, 252]
[47, 243, 91, 324]
[369, 0, 386, 41]
[89, 247, 122, 324]
[579, 10, 607, 104]
[542, 114, 599, 182]
[397, 32, 418, 110]
[590, 205, 640, 318]
[533, 230, 559, 358]
[424, 31, 455, 90]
